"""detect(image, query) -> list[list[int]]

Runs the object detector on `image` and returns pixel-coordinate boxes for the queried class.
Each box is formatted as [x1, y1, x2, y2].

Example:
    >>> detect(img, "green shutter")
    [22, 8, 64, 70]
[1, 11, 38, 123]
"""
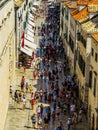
[26, 13, 28, 22]
[23, 22, 26, 29]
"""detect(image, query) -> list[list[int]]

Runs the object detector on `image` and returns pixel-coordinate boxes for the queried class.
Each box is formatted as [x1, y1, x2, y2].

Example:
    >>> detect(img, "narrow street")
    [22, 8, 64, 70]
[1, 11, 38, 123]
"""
[4, 1, 89, 130]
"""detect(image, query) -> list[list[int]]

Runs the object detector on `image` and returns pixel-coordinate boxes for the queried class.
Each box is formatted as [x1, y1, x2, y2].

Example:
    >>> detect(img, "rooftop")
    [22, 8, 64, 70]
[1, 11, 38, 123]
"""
[65, 1, 77, 9]
[72, 7, 89, 23]
[77, 0, 91, 5]
[82, 15, 98, 33]
[88, 0, 98, 13]
[71, 9, 79, 16]
[92, 33, 98, 42]
[89, 0, 98, 4]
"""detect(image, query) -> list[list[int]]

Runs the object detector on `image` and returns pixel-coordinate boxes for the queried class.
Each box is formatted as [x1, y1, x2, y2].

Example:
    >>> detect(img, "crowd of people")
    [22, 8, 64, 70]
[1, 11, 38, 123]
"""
[10, 1, 88, 130]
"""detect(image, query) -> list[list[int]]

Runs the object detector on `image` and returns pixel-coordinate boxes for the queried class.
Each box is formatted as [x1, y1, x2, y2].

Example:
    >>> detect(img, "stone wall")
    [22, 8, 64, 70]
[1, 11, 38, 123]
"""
[0, 0, 15, 130]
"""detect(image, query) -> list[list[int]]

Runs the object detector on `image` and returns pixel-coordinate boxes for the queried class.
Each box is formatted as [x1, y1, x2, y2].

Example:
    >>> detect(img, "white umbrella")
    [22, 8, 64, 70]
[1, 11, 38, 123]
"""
[33, 2, 39, 6]
[49, 5, 55, 8]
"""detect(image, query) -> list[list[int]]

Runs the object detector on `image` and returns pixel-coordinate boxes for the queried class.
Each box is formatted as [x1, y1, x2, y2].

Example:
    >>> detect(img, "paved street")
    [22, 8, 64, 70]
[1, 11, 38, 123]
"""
[4, 1, 89, 130]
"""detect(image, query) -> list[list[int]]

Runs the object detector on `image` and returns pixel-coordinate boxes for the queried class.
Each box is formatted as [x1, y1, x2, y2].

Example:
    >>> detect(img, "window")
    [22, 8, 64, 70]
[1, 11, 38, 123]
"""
[77, 32, 80, 41]
[62, 7, 64, 16]
[69, 36, 74, 53]
[65, 9, 68, 20]
[61, 18, 63, 30]
[78, 54, 85, 76]
[93, 77, 96, 96]
[95, 52, 97, 62]
[24, 4, 26, 10]
[26, 0, 28, 5]
[83, 39, 86, 48]
[89, 71, 92, 88]
[92, 48, 94, 56]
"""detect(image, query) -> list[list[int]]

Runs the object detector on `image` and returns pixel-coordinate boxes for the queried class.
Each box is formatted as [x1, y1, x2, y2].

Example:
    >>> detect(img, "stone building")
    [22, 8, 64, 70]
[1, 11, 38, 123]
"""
[0, 0, 15, 130]
[88, 33, 98, 130]
[15, 0, 37, 67]
[60, 0, 77, 75]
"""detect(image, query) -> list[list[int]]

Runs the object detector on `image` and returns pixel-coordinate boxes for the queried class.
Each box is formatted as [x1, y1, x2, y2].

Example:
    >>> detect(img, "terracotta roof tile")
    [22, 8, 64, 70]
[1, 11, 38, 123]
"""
[90, 0, 98, 4]
[73, 7, 89, 23]
[77, 0, 90, 5]
[68, 2, 77, 8]
[71, 9, 79, 16]
[88, 0, 98, 12]
[92, 33, 98, 42]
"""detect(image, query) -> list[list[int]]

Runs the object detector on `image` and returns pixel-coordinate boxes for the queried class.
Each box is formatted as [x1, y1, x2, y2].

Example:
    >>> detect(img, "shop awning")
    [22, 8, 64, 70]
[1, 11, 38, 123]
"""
[21, 32, 24, 39]
[28, 20, 35, 27]
[28, 13, 35, 19]
[25, 29, 34, 37]
[25, 34, 34, 43]
[26, 23, 33, 30]
[20, 46, 32, 56]
[48, 0, 53, 1]
[28, 17, 34, 23]
[24, 39, 37, 49]
[31, 6, 37, 11]
[27, 27, 34, 34]
[28, 16, 34, 21]
[33, 1, 39, 6]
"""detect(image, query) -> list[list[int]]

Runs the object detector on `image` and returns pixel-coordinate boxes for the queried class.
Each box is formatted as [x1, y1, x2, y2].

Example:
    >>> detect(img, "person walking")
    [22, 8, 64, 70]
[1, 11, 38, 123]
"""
[53, 100, 57, 111]
[37, 116, 43, 129]
[10, 85, 13, 98]
[29, 84, 33, 93]
[31, 114, 36, 128]
[52, 111, 56, 122]
[56, 122, 62, 130]
[44, 115, 49, 130]
[23, 66, 26, 73]
[37, 105, 41, 118]
[26, 82, 29, 93]
[22, 96, 26, 110]
[21, 76, 25, 91]
[67, 118, 71, 130]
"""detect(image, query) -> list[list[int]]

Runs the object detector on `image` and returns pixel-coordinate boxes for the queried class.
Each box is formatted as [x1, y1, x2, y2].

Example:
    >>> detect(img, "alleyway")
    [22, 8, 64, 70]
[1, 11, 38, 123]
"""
[4, 1, 89, 130]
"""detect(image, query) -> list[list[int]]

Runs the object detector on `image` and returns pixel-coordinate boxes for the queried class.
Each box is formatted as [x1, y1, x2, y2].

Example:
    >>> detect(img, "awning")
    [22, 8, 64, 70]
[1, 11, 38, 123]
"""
[21, 32, 24, 39]
[27, 27, 35, 34]
[26, 23, 33, 30]
[48, 0, 54, 2]
[25, 29, 34, 37]
[31, 6, 37, 11]
[28, 10, 36, 16]
[20, 46, 32, 56]
[28, 16, 34, 21]
[28, 13, 34, 19]
[33, 2, 39, 6]
[24, 39, 37, 49]
[28, 14, 34, 19]
[28, 17, 34, 23]
[28, 20, 35, 27]
[25, 34, 34, 43]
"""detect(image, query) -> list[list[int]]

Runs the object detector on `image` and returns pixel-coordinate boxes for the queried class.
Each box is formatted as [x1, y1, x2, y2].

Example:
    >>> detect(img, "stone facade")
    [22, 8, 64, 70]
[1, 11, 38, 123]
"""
[76, 24, 89, 102]
[0, 0, 15, 130]
[88, 38, 98, 130]
[15, 0, 32, 64]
